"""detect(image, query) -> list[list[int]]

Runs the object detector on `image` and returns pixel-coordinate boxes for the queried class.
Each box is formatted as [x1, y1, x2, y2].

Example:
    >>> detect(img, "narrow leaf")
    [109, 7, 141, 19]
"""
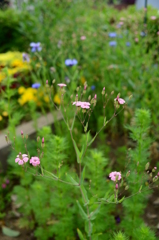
[2, 226, 20, 237]
[88, 133, 97, 146]
[76, 200, 88, 220]
[77, 228, 85, 240]
[66, 173, 79, 186]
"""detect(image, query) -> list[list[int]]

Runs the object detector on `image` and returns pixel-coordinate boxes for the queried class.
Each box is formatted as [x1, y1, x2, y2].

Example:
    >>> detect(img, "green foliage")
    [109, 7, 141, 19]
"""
[121, 109, 153, 239]
[111, 231, 128, 240]
[0, 9, 37, 52]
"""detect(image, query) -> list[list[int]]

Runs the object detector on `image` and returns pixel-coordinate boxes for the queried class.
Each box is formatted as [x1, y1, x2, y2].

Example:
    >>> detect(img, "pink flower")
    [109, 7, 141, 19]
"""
[30, 156, 40, 167]
[115, 95, 125, 105]
[151, 16, 156, 20]
[135, 38, 139, 43]
[2, 183, 6, 189]
[73, 101, 90, 109]
[94, 94, 97, 100]
[81, 36, 86, 40]
[15, 153, 29, 165]
[157, 31, 159, 35]
[6, 179, 10, 184]
[57, 83, 67, 88]
[109, 171, 121, 182]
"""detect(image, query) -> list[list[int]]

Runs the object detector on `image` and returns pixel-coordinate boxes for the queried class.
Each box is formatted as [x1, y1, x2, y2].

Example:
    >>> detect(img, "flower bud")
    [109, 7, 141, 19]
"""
[115, 184, 118, 189]
[21, 131, 24, 139]
[5, 135, 8, 143]
[145, 162, 149, 170]
[102, 87, 105, 95]
[41, 137, 45, 148]
[126, 170, 130, 177]
[37, 136, 40, 142]
[75, 94, 78, 102]
[46, 80, 48, 85]
[153, 176, 158, 182]
[94, 94, 97, 100]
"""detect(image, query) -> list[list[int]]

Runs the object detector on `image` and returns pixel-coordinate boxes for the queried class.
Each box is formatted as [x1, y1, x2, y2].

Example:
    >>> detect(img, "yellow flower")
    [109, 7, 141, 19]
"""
[44, 96, 49, 103]
[54, 94, 61, 105]
[2, 111, 8, 117]
[0, 115, 3, 121]
[18, 88, 37, 105]
[0, 72, 6, 83]
[11, 59, 24, 68]
[81, 76, 86, 85]
[18, 86, 26, 94]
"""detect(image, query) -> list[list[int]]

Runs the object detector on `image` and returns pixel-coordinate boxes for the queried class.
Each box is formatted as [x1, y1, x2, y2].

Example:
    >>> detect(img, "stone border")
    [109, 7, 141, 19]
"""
[0, 111, 63, 170]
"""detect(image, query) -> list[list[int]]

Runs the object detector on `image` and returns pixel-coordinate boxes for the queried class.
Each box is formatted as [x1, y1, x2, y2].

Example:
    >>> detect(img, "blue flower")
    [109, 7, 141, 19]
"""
[32, 83, 41, 89]
[109, 41, 117, 47]
[22, 53, 30, 62]
[65, 59, 78, 67]
[30, 42, 42, 52]
[108, 32, 117, 38]
[126, 42, 131, 47]
[91, 85, 96, 91]
[140, 31, 146, 37]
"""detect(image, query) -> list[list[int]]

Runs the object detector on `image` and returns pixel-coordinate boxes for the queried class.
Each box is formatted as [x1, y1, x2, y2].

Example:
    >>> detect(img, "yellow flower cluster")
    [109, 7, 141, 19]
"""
[18, 87, 37, 105]
[0, 52, 31, 83]
[0, 111, 8, 121]
[18, 86, 61, 106]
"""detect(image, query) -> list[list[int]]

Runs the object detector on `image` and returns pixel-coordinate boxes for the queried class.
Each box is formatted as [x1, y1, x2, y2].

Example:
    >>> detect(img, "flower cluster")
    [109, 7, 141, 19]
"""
[15, 153, 40, 167]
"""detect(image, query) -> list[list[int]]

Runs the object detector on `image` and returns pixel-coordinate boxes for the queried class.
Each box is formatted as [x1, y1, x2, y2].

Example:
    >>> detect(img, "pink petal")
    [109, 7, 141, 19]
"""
[18, 160, 24, 165]
[15, 158, 20, 163]
[118, 98, 125, 104]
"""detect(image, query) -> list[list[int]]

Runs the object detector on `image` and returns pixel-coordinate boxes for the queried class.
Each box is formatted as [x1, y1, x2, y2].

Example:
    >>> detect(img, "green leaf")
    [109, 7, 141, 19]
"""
[2, 226, 20, 237]
[118, 196, 125, 203]
[81, 166, 86, 185]
[88, 133, 97, 146]
[76, 200, 88, 220]
[81, 184, 89, 205]
[73, 139, 81, 163]
[66, 173, 79, 186]
[77, 228, 86, 240]
[90, 205, 101, 220]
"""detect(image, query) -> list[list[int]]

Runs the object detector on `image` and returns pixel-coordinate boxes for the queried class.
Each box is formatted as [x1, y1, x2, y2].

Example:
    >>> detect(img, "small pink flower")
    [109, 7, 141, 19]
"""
[30, 156, 40, 167]
[73, 101, 90, 109]
[135, 38, 139, 43]
[94, 94, 97, 100]
[154, 167, 157, 170]
[46, 80, 48, 84]
[80, 102, 90, 109]
[6, 179, 10, 184]
[42, 137, 44, 143]
[81, 36, 86, 40]
[57, 83, 67, 88]
[2, 183, 6, 189]
[157, 31, 159, 35]
[15, 153, 29, 165]
[109, 171, 121, 182]
[151, 16, 156, 20]
[115, 95, 125, 105]
[157, 172, 159, 177]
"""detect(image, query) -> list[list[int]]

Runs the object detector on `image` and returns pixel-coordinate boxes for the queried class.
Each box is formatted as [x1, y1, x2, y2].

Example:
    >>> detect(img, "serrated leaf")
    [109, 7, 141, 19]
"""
[77, 228, 85, 240]
[76, 200, 88, 220]
[2, 226, 20, 237]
